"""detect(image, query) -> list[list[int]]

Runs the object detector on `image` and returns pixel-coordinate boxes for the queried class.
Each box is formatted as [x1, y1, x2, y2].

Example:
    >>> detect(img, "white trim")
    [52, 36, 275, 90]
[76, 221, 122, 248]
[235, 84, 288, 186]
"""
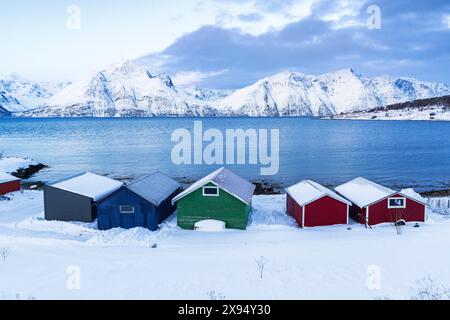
[346, 205, 349, 225]
[387, 197, 406, 209]
[120, 205, 135, 214]
[202, 186, 219, 197]
[366, 206, 370, 227]
[302, 206, 305, 228]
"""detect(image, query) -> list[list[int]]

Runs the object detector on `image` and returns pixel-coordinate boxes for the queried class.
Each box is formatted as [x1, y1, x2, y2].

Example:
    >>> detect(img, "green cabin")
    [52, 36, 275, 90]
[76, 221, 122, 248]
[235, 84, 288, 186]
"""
[172, 167, 256, 230]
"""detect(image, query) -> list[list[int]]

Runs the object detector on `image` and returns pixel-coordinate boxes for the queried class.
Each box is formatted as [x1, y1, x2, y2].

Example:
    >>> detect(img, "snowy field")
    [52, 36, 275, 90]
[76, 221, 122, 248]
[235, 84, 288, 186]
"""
[1, 190, 450, 300]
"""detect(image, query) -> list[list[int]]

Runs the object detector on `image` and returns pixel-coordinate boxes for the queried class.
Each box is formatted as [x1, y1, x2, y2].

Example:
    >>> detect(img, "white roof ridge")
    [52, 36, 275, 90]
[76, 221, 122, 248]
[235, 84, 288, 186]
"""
[286, 180, 351, 206]
[355, 177, 397, 194]
[126, 171, 164, 186]
[335, 177, 397, 208]
[172, 167, 225, 204]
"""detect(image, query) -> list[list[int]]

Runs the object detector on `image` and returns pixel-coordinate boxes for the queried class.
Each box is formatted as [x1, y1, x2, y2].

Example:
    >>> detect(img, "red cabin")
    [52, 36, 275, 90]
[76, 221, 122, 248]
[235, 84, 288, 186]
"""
[0, 172, 21, 195]
[285, 180, 351, 228]
[335, 177, 427, 227]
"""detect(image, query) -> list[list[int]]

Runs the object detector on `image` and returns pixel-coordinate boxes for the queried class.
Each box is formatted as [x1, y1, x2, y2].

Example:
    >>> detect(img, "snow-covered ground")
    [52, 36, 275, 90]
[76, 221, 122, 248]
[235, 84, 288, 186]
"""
[1, 191, 449, 300]
[0, 157, 35, 173]
[333, 106, 450, 121]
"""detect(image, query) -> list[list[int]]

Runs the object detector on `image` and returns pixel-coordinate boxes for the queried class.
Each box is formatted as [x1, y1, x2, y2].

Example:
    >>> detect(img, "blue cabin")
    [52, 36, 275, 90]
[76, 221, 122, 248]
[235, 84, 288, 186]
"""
[97, 172, 181, 231]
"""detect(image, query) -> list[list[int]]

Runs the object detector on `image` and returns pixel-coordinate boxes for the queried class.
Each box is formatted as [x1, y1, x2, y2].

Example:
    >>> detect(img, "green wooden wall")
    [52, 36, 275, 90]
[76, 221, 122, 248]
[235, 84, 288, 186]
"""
[177, 182, 252, 230]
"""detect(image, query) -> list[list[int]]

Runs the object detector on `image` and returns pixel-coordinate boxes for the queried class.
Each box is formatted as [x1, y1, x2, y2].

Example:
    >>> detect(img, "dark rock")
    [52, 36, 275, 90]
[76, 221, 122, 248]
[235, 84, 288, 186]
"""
[11, 163, 48, 179]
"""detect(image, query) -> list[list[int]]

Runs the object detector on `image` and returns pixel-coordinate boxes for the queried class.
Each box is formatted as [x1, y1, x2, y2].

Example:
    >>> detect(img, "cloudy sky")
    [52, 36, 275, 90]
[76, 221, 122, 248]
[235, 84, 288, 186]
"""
[1, 0, 449, 88]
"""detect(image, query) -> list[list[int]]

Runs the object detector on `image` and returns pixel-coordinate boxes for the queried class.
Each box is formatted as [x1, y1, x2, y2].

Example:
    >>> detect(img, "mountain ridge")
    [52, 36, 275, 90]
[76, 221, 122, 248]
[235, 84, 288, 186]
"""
[1, 61, 449, 118]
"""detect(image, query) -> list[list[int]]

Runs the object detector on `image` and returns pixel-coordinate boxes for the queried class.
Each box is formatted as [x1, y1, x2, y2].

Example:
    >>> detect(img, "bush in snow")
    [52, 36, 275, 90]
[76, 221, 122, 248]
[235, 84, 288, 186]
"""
[1, 248, 10, 261]
[255, 256, 268, 279]
[207, 291, 226, 300]
[412, 276, 450, 300]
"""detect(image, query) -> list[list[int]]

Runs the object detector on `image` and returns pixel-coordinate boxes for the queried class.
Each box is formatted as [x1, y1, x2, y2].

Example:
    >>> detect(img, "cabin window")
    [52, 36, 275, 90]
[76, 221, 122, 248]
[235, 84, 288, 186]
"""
[120, 205, 135, 214]
[203, 186, 219, 197]
[388, 197, 406, 209]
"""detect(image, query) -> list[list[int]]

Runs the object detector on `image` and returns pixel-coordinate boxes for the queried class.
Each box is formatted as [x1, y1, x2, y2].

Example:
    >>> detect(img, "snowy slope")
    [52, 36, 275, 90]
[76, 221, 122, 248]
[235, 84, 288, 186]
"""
[23, 61, 217, 117]
[0, 157, 36, 173]
[217, 71, 336, 116]
[332, 95, 450, 121]
[218, 69, 450, 116]
[184, 86, 233, 102]
[0, 191, 449, 299]
[0, 92, 18, 114]
[0, 105, 11, 117]
[0, 74, 70, 112]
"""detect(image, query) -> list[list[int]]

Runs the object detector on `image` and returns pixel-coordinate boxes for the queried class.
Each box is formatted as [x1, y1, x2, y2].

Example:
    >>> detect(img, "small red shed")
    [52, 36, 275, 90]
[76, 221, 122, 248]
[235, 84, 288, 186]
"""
[285, 180, 352, 228]
[0, 172, 21, 195]
[335, 177, 427, 227]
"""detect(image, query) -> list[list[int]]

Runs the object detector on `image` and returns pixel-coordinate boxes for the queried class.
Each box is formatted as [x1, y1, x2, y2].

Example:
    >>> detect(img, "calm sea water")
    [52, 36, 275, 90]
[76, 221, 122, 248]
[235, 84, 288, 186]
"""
[0, 117, 449, 192]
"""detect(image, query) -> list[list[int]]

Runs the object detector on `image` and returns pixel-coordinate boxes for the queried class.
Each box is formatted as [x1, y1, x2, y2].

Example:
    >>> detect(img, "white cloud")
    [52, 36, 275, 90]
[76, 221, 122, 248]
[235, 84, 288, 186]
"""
[443, 14, 450, 29]
[172, 69, 229, 87]
[320, 0, 367, 29]
[203, 0, 319, 35]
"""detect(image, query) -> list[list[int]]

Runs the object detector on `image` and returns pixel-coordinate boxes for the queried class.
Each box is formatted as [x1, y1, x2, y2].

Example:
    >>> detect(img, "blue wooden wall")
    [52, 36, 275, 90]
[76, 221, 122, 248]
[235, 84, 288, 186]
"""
[97, 187, 178, 231]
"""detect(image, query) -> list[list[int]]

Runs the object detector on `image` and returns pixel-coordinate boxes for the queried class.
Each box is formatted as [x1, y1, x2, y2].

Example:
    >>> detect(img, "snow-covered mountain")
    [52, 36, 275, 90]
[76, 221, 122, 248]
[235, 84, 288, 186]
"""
[0, 74, 71, 113]
[217, 69, 450, 116]
[23, 61, 218, 117]
[5, 63, 450, 118]
[184, 86, 233, 102]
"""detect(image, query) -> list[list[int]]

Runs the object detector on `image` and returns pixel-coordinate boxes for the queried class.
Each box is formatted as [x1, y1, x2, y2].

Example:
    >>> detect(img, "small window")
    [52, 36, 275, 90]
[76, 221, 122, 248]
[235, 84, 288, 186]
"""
[388, 197, 406, 209]
[203, 186, 219, 197]
[120, 205, 135, 214]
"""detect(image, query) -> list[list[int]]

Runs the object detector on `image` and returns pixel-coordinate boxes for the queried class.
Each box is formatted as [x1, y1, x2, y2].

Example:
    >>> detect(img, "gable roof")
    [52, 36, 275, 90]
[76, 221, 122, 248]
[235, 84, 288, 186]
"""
[0, 172, 20, 184]
[334, 177, 396, 208]
[285, 180, 351, 206]
[125, 171, 180, 206]
[51, 172, 123, 202]
[172, 167, 255, 205]
[399, 188, 428, 205]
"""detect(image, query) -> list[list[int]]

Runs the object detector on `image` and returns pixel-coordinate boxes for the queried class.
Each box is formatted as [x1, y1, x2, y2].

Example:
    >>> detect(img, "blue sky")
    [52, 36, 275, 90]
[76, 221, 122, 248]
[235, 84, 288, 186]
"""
[1, 0, 449, 88]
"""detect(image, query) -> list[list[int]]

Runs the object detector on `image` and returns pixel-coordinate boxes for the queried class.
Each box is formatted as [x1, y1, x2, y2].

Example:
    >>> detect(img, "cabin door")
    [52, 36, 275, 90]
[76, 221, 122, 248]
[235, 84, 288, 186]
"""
[120, 205, 136, 229]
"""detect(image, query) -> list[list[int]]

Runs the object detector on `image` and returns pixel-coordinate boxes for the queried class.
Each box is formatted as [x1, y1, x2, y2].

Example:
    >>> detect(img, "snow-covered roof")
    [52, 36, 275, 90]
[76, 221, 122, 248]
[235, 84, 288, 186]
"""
[400, 188, 428, 205]
[0, 172, 20, 184]
[285, 180, 351, 206]
[335, 177, 396, 208]
[126, 171, 180, 206]
[172, 167, 255, 205]
[51, 172, 123, 202]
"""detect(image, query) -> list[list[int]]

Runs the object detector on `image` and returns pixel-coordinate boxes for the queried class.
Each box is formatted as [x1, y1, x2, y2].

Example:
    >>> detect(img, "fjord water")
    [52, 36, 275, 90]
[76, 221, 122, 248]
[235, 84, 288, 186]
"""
[0, 117, 449, 191]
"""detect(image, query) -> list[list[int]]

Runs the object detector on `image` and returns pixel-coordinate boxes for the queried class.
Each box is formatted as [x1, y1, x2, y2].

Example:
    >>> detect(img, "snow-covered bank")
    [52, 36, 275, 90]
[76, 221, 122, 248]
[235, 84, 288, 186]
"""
[330, 105, 450, 121]
[1, 191, 450, 299]
[0, 157, 35, 173]
[0, 156, 47, 181]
